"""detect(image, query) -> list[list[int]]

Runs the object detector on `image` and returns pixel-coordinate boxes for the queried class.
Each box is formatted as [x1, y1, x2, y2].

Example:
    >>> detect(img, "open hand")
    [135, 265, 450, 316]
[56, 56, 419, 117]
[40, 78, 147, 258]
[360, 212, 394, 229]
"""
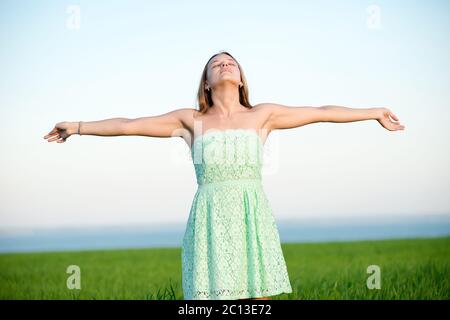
[376, 108, 405, 131]
[43, 122, 75, 143]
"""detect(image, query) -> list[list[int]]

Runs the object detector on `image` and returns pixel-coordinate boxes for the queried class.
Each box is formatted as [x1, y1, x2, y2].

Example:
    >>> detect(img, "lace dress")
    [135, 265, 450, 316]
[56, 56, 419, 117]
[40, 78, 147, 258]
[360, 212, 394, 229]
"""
[181, 129, 293, 300]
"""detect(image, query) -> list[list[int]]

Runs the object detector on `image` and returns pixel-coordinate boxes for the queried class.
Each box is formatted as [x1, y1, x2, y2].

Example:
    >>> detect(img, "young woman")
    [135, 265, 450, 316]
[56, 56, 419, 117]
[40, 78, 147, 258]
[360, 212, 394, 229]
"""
[44, 51, 405, 300]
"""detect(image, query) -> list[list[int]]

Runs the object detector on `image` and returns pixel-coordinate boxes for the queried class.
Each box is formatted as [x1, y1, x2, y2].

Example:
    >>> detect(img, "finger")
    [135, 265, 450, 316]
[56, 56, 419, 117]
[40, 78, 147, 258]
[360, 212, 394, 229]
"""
[390, 112, 399, 121]
[48, 135, 60, 142]
[44, 128, 59, 139]
[44, 132, 59, 139]
[390, 118, 399, 124]
[46, 127, 58, 136]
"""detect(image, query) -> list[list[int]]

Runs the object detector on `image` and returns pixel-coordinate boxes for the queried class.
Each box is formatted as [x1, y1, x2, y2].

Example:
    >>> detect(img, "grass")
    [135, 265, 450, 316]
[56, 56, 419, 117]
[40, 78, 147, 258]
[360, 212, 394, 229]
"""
[0, 237, 448, 300]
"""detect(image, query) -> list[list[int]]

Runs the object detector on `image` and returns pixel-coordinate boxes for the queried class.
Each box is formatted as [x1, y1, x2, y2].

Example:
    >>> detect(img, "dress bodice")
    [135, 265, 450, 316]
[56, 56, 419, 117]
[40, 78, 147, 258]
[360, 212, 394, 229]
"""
[191, 129, 264, 185]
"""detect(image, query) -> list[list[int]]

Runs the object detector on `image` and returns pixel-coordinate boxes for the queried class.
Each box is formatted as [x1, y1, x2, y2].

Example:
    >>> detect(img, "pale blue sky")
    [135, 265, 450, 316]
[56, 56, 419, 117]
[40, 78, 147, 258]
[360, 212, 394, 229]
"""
[1, 0, 449, 230]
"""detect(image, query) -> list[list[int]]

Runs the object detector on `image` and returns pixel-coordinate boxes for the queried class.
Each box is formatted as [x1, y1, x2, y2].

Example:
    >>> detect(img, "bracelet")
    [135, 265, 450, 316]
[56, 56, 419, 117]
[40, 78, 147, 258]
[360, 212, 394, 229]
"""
[78, 121, 82, 135]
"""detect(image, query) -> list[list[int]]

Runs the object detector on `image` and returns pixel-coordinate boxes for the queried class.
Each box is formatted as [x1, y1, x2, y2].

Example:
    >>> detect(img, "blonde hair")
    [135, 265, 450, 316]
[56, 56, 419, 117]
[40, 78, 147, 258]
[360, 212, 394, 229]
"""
[196, 51, 253, 113]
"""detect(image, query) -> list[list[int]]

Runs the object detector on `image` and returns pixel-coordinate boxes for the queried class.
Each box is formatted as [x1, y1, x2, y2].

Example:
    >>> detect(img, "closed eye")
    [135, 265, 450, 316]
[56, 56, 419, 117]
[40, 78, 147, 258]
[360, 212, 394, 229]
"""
[212, 61, 236, 68]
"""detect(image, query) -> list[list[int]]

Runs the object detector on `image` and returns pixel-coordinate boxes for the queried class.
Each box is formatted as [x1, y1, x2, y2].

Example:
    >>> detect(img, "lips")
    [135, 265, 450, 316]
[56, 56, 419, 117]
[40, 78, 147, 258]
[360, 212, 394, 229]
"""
[221, 69, 231, 74]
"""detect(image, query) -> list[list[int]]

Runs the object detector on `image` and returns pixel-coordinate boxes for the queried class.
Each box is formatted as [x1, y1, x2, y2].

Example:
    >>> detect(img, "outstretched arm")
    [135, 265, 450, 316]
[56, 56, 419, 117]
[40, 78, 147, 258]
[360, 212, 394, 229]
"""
[120, 108, 193, 138]
[43, 108, 193, 143]
[257, 103, 405, 131]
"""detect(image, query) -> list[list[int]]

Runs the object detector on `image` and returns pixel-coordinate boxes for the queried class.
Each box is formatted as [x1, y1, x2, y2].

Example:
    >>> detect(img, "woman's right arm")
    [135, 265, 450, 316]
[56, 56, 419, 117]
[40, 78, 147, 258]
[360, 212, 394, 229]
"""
[44, 108, 194, 143]
[120, 108, 193, 138]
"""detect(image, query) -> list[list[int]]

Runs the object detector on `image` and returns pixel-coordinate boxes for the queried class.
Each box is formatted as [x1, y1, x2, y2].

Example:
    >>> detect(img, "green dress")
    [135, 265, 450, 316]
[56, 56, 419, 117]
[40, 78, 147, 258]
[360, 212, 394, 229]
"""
[181, 129, 293, 300]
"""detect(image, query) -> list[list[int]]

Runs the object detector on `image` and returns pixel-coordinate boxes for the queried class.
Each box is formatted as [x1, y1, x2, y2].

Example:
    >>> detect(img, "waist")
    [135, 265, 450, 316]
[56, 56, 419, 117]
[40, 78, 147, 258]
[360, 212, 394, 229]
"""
[197, 178, 262, 189]
[194, 164, 262, 186]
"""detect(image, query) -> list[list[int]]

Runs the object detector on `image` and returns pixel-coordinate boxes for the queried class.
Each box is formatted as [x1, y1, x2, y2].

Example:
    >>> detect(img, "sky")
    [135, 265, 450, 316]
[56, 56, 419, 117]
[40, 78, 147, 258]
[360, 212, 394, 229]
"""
[0, 0, 449, 231]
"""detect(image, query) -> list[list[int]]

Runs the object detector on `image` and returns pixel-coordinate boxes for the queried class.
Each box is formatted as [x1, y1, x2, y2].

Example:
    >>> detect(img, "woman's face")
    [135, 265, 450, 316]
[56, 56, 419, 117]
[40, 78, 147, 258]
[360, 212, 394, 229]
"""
[206, 54, 242, 90]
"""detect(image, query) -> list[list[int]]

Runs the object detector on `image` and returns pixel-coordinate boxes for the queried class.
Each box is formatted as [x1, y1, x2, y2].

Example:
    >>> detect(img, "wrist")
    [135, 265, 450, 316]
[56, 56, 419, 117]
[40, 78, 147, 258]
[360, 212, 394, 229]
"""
[373, 107, 385, 120]
[68, 121, 80, 135]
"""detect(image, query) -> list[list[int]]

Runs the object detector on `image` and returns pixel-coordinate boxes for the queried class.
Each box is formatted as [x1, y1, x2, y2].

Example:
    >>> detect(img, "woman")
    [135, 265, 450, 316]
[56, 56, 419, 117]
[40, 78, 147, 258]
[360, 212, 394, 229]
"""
[44, 51, 405, 300]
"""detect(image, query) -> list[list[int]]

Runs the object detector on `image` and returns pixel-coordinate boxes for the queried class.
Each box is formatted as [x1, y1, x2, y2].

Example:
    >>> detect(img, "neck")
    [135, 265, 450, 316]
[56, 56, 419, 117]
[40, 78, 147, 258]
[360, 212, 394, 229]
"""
[209, 82, 242, 117]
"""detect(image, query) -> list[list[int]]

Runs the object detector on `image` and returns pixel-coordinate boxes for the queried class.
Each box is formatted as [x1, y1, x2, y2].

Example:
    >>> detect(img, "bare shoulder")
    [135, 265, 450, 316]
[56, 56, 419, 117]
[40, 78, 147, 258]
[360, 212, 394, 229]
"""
[253, 102, 288, 113]
[173, 107, 200, 136]
[171, 107, 197, 119]
[252, 102, 281, 119]
[253, 102, 325, 130]
[167, 107, 198, 128]
[252, 103, 280, 126]
[252, 103, 276, 112]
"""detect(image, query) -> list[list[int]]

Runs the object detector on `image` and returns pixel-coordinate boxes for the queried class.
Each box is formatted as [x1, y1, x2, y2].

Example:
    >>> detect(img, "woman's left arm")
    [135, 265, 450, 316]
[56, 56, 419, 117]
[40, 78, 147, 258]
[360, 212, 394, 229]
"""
[256, 103, 406, 131]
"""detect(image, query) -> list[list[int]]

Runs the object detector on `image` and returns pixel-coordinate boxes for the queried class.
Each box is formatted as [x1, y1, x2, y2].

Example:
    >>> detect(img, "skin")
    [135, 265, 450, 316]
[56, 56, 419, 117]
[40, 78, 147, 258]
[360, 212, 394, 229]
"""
[189, 53, 274, 147]
[43, 53, 406, 300]
[43, 52, 405, 145]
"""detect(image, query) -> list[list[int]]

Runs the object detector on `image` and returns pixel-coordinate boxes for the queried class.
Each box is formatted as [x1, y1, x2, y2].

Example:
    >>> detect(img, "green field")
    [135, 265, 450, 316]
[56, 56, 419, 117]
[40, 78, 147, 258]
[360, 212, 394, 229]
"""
[0, 237, 449, 300]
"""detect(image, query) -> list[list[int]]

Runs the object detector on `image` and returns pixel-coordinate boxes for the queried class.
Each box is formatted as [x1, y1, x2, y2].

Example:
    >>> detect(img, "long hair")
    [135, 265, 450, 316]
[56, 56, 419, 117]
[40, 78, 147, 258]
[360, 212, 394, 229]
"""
[196, 51, 253, 113]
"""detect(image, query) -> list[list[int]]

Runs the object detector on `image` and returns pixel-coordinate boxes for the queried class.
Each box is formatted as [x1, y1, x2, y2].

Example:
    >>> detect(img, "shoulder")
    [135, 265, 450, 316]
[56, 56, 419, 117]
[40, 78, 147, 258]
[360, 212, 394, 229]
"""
[168, 107, 198, 120]
[172, 107, 197, 114]
[252, 102, 281, 114]
[251, 103, 283, 120]
[170, 108, 202, 135]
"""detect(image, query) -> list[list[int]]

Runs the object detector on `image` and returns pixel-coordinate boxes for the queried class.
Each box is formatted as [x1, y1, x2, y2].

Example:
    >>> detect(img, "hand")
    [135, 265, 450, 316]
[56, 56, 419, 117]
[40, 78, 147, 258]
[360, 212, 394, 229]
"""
[376, 108, 405, 131]
[43, 121, 77, 143]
